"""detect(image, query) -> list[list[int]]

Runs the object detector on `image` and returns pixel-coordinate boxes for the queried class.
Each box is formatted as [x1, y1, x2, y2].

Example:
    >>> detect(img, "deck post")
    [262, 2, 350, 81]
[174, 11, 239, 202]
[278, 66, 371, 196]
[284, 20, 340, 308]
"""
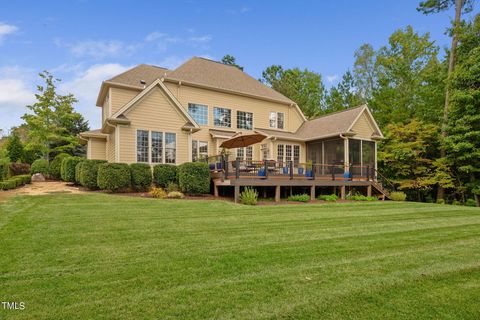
[275, 185, 281, 202]
[310, 186, 315, 201]
[265, 160, 269, 179]
[235, 158, 240, 179]
[340, 185, 346, 199]
[366, 165, 370, 181]
[234, 185, 240, 203]
[367, 185, 372, 197]
[289, 161, 293, 180]
[214, 184, 219, 197]
[224, 155, 229, 179]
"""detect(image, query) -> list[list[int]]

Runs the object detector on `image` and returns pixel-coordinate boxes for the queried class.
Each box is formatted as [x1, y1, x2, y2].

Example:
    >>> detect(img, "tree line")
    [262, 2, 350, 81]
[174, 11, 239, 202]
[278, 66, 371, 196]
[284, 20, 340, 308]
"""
[224, 1, 479, 205]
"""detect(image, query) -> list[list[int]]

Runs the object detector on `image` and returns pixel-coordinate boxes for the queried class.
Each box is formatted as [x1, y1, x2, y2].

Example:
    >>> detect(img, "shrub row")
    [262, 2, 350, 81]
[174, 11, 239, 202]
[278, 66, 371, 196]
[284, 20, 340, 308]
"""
[153, 164, 177, 187]
[0, 160, 9, 181]
[97, 163, 132, 192]
[317, 194, 338, 202]
[49, 153, 70, 179]
[0, 174, 32, 190]
[61, 157, 83, 182]
[9, 163, 30, 176]
[346, 194, 377, 201]
[77, 160, 107, 189]
[287, 194, 311, 202]
[178, 162, 210, 194]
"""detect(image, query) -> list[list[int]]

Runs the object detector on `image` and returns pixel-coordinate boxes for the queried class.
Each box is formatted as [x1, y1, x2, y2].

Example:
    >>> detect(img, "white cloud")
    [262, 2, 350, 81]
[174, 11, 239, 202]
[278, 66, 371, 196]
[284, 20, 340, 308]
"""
[156, 56, 188, 69]
[69, 40, 124, 59]
[0, 22, 18, 44]
[60, 63, 130, 128]
[0, 66, 35, 131]
[145, 32, 167, 42]
[188, 35, 212, 43]
[327, 74, 339, 83]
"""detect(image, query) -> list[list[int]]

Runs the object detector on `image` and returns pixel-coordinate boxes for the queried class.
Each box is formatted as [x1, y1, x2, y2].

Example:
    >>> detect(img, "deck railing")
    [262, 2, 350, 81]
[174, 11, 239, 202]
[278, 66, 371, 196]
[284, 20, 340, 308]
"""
[208, 157, 377, 181]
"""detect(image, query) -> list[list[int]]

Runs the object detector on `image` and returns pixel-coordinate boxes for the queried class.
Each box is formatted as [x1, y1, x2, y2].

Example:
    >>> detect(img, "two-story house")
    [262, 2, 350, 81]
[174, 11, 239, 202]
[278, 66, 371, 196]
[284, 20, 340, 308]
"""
[79, 57, 386, 200]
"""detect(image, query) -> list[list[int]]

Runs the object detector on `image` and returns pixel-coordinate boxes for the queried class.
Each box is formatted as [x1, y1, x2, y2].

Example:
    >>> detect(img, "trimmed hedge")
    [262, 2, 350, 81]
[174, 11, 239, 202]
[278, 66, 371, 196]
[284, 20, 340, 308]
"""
[62, 157, 83, 183]
[9, 163, 30, 176]
[153, 164, 178, 187]
[31, 159, 49, 175]
[97, 163, 131, 192]
[130, 163, 152, 191]
[0, 174, 31, 190]
[49, 153, 70, 179]
[79, 160, 107, 189]
[178, 162, 210, 195]
[75, 161, 84, 184]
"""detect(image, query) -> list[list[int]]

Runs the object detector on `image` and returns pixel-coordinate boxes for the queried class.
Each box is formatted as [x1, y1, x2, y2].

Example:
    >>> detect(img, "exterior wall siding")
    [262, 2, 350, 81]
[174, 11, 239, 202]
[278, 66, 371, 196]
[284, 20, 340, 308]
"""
[110, 87, 140, 116]
[164, 82, 305, 133]
[351, 112, 375, 139]
[88, 138, 107, 160]
[118, 87, 189, 164]
[107, 131, 116, 162]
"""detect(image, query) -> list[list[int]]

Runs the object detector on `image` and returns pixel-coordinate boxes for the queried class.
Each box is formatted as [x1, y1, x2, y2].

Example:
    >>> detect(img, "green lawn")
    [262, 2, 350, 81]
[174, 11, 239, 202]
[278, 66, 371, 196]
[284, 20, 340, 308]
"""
[1, 194, 480, 319]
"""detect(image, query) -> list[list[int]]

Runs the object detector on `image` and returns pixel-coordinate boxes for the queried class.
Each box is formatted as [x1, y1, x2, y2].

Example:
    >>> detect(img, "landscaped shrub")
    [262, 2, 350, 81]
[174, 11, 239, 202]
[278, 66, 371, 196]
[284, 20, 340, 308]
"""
[97, 163, 131, 192]
[0, 174, 31, 190]
[239, 187, 258, 205]
[436, 198, 445, 204]
[451, 200, 462, 206]
[167, 191, 185, 199]
[0, 160, 9, 181]
[79, 160, 106, 189]
[130, 163, 152, 191]
[31, 159, 49, 175]
[149, 187, 167, 199]
[317, 194, 338, 202]
[390, 191, 407, 201]
[62, 157, 83, 183]
[166, 181, 180, 193]
[9, 163, 30, 176]
[287, 194, 310, 202]
[74, 160, 86, 184]
[49, 153, 70, 179]
[153, 164, 178, 187]
[346, 194, 377, 201]
[178, 162, 210, 195]
[466, 199, 477, 207]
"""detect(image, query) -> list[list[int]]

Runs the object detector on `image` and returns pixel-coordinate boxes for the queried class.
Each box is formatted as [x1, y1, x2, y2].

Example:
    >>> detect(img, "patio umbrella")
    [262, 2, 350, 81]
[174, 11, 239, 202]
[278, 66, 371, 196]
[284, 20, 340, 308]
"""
[220, 132, 267, 149]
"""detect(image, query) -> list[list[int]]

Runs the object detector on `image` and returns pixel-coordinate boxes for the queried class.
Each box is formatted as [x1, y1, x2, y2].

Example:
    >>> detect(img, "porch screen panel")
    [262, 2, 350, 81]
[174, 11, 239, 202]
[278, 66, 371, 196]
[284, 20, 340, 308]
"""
[362, 140, 375, 168]
[349, 139, 361, 165]
[323, 139, 344, 165]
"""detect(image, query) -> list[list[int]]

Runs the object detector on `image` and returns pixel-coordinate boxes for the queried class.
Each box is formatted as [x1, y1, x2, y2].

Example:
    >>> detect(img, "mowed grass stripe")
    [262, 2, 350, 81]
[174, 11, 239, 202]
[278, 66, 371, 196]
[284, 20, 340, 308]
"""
[1, 194, 479, 319]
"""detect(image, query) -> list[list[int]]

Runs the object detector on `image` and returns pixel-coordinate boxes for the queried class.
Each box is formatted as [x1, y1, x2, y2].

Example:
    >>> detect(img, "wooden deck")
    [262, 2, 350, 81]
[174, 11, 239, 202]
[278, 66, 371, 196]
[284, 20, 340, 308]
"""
[209, 158, 390, 203]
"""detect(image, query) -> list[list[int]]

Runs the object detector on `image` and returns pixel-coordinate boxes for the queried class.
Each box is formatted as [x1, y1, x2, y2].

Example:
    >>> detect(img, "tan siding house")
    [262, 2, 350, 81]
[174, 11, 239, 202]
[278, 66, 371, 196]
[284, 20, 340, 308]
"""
[80, 57, 383, 174]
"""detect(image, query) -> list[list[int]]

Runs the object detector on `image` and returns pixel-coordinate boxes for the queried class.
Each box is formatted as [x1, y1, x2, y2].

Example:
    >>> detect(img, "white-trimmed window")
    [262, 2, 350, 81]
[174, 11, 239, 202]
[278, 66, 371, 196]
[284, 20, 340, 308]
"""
[151, 131, 163, 163]
[237, 111, 253, 130]
[277, 144, 284, 164]
[269, 112, 285, 129]
[136, 130, 175, 164]
[261, 144, 269, 160]
[276, 143, 300, 166]
[165, 133, 176, 164]
[188, 103, 208, 125]
[137, 130, 149, 163]
[214, 107, 231, 128]
[236, 146, 253, 161]
[192, 140, 208, 162]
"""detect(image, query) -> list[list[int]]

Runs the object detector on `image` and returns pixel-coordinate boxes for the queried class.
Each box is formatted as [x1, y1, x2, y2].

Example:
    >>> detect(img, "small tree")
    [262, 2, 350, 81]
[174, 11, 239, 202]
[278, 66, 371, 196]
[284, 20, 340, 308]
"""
[6, 134, 24, 162]
[22, 71, 89, 161]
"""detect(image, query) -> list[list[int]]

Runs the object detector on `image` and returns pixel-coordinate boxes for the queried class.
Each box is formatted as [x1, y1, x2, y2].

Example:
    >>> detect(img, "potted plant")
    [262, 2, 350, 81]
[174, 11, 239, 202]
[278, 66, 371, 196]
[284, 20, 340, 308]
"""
[305, 160, 313, 177]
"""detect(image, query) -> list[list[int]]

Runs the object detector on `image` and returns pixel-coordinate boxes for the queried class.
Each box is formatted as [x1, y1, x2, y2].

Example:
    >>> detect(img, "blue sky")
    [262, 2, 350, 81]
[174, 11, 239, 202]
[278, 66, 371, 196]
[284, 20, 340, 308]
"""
[0, 0, 466, 131]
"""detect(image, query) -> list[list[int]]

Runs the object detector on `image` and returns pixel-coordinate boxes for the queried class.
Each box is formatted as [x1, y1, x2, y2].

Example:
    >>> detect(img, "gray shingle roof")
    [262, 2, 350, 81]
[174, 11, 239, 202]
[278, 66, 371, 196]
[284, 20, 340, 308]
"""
[105, 58, 294, 105]
[106, 64, 169, 88]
